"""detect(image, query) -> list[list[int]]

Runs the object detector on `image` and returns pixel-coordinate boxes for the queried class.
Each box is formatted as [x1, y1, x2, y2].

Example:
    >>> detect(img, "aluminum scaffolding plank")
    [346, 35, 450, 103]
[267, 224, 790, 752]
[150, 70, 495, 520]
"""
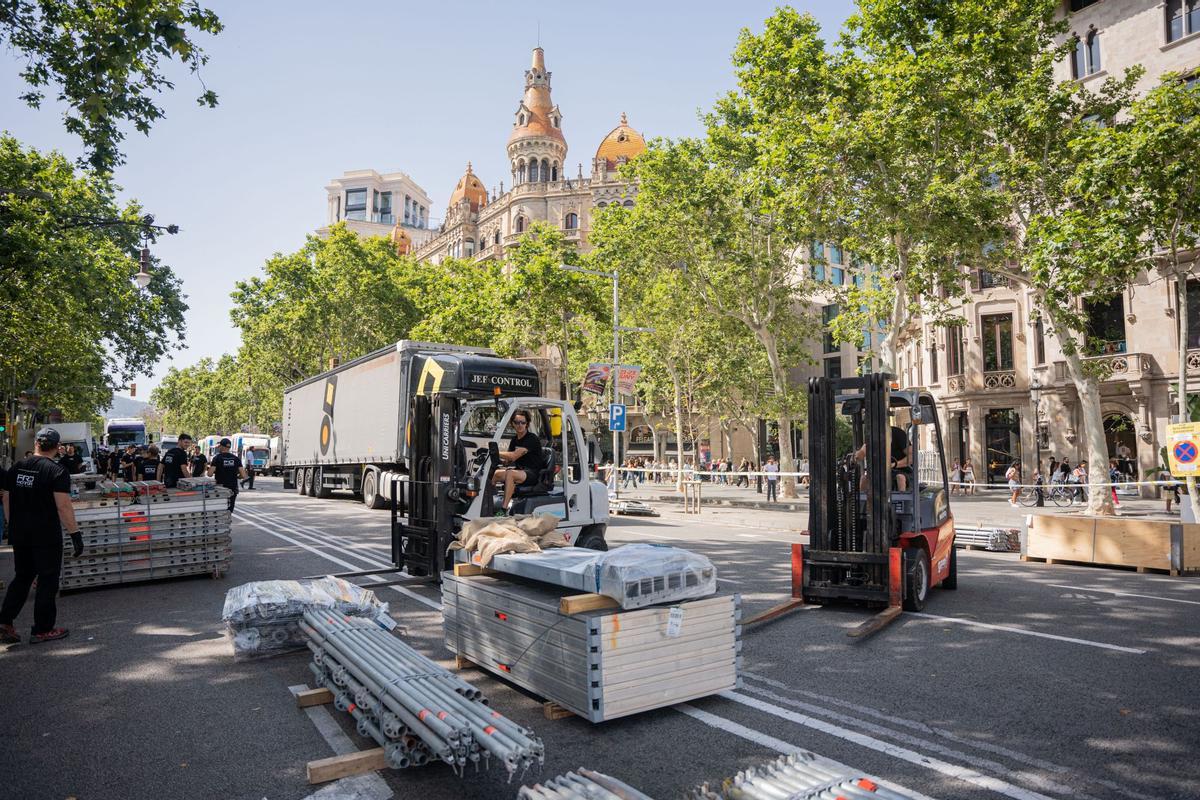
[442, 573, 740, 723]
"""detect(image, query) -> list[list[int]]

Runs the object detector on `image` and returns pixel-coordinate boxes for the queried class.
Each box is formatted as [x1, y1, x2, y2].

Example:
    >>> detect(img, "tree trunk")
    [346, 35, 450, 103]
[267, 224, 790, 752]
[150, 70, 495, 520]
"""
[879, 251, 908, 375]
[757, 328, 797, 497]
[1054, 320, 1115, 516]
[670, 366, 686, 493]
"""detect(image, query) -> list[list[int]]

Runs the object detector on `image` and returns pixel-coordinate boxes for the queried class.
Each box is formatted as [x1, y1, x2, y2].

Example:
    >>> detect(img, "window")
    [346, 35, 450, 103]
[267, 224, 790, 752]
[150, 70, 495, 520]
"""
[824, 357, 842, 380]
[1188, 280, 1200, 349]
[1035, 318, 1046, 365]
[829, 244, 843, 265]
[928, 341, 939, 384]
[831, 266, 844, 286]
[564, 212, 578, 229]
[564, 413, 582, 482]
[822, 305, 839, 354]
[982, 313, 1014, 371]
[1070, 0, 1100, 10]
[528, 160, 539, 182]
[465, 239, 475, 257]
[1084, 295, 1126, 355]
[494, 230, 501, 245]
[978, 269, 1008, 289]
[552, 163, 559, 181]
[334, 195, 340, 221]
[811, 259, 826, 282]
[404, 195, 411, 224]
[374, 191, 393, 224]
[623, 200, 634, 208]
[345, 188, 367, 221]
[541, 159, 550, 181]
[947, 325, 965, 376]
[1072, 29, 1101, 78]
[515, 216, 525, 233]
[1168, 0, 1200, 42]
[810, 241, 823, 261]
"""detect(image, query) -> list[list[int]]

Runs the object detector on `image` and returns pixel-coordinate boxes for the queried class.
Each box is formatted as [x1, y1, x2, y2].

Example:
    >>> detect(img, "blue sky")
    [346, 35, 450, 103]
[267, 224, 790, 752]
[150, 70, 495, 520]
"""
[2, 1, 852, 401]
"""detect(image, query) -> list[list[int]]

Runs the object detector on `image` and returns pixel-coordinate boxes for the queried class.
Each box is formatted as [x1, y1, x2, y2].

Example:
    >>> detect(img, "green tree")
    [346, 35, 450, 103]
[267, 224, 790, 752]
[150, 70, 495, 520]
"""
[1122, 75, 1200, 518]
[1, 0, 223, 172]
[403, 256, 507, 349]
[0, 135, 187, 426]
[230, 224, 419, 420]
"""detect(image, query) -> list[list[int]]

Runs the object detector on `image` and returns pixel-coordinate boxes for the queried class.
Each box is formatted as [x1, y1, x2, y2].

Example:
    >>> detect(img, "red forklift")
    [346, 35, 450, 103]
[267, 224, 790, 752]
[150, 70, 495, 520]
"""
[803, 374, 956, 632]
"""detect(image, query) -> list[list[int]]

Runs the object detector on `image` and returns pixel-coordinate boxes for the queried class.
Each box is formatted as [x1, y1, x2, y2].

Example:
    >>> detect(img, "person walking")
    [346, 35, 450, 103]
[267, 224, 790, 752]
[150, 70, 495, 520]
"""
[1160, 466, 1179, 513]
[241, 447, 257, 490]
[208, 438, 247, 512]
[158, 433, 193, 488]
[961, 462, 976, 495]
[1006, 462, 1021, 506]
[764, 456, 779, 502]
[949, 460, 962, 495]
[0, 428, 83, 644]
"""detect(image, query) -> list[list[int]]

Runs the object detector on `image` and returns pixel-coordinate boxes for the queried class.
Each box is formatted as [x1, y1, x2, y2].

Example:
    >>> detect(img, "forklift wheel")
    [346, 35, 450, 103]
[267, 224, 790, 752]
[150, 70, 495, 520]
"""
[575, 527, 608, 551]
[942, 545, 958, 591]
[902, 547, 929, 612]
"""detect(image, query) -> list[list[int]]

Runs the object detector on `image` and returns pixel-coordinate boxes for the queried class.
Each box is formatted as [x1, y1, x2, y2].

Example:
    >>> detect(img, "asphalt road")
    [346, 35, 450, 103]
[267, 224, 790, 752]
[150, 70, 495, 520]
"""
[1, 478, 1198, 800]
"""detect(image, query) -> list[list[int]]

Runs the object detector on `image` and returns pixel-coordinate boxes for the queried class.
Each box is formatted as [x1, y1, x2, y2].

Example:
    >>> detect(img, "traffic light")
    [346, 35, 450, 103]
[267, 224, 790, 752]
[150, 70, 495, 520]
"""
[0, 410, 7, 433]
[129, 382, 137, 397]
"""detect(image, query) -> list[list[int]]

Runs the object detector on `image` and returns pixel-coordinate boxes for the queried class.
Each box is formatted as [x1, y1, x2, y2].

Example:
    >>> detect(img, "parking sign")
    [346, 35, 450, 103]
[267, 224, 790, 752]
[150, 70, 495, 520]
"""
[609, 403, 627, 432]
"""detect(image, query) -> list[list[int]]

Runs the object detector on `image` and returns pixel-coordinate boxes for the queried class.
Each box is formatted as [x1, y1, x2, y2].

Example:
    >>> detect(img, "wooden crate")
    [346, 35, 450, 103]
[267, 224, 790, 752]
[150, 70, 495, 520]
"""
[1026, 516, 1199, 575]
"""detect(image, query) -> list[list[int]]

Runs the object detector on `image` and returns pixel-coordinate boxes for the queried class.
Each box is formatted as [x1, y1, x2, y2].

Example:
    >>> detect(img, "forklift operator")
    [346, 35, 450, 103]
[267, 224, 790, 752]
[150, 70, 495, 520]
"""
[855, 425, 912, 492]
[493, 410, 543, 513]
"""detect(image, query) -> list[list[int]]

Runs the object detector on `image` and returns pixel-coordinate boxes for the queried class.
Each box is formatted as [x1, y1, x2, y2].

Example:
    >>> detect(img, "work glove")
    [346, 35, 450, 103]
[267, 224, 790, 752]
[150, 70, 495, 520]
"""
[69, 531, 84, 558]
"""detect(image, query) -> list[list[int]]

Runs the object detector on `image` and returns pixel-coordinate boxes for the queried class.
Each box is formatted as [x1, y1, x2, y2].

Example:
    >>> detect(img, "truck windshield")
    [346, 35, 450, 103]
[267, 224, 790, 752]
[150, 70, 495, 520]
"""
[108, 430, 145, 446]
[463, 405, 504, 438]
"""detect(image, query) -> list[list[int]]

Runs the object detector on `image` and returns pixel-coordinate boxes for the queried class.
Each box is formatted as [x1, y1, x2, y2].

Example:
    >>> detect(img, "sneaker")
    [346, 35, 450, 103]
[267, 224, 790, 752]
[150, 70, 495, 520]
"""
[0, 624, 19, 644]
[29, 628, 69, 644]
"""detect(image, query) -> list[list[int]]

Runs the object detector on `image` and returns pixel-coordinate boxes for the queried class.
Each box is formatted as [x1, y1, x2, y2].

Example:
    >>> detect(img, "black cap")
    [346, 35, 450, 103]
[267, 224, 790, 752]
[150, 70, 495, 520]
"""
[219, 438, 231, 447]
[35, 427, 60, 446]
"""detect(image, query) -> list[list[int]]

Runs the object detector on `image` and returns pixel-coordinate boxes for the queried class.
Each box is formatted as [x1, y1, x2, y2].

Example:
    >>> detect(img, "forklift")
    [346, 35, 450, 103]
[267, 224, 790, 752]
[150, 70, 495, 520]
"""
[803, 374, 957, 633]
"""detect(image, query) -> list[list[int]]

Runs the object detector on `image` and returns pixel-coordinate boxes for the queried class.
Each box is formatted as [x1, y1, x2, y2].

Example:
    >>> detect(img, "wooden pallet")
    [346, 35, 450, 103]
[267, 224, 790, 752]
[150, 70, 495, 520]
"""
[1020, 554, 1179, 576]
[292, 686, 389, 785]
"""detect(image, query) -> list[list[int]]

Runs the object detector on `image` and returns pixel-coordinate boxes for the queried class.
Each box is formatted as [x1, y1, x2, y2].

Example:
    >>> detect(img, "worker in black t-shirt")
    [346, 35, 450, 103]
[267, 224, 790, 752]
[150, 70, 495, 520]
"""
[189, 445, 208, 482]
[158, 433, 193, 488]
[61, 444, 84, 475]
[208, 438, 247, 512]
[492, 409, 543, 513]
[854, 425, 912, 492]
[119, 444, 138, 482]
[136, 445, 161, 483]
[0, 428, 84, 644]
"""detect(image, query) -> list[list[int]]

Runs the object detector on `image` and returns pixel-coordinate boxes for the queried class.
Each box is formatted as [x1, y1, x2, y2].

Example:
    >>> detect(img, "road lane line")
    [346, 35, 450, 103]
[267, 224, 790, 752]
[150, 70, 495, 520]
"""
[720, 691, 1060, 800]
[236, 512, 442, 611]
[736, 682, 1102, 800]
[908, 613, 1147, 654]
[1045, 584, 1200, 606]
[675, 704, 939, 800]
[289, 684, 393, 800]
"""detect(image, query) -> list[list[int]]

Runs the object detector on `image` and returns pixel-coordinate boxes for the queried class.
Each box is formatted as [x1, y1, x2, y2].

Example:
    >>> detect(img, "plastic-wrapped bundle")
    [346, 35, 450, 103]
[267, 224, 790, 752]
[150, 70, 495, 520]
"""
[223, 576, 390, 660]
[590, 543, 716, 609]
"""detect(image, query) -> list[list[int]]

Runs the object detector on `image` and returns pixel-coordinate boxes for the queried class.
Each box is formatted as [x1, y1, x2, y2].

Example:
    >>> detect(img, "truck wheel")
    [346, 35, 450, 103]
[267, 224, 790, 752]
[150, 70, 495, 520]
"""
[314, 467, 331, 499]
[942, 545, 958, 591]
[296, 469, 308, 496]
[575, 525, 608, 551]
[302, 468, 313, 497]
[902, 547, 929, 612]
[363, 472, 385, 510]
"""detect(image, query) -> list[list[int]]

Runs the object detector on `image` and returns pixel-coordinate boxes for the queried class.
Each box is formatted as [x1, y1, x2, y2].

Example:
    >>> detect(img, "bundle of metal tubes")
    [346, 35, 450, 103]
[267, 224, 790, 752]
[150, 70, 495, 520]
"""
[519, 768, 654, 800]
[696, 753, 912, 800]
[300, 609, 544, 779]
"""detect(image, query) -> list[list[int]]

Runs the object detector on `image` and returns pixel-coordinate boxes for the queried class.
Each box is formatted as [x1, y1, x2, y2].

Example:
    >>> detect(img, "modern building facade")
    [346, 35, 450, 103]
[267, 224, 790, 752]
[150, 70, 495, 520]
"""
[321, 169, 436, 250]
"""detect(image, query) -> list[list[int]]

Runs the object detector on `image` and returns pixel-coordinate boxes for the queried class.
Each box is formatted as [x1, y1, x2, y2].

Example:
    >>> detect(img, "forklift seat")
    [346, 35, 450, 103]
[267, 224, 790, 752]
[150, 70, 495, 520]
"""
[514, 448, 557, 497]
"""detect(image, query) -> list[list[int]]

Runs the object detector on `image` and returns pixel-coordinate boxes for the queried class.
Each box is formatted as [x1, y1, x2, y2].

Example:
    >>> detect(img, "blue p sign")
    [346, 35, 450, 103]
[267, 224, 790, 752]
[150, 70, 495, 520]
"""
[609, 403, 627, 432]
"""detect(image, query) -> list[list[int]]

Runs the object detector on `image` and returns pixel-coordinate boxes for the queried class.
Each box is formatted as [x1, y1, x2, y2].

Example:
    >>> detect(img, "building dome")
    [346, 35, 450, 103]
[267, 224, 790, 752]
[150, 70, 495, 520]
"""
[595, 113, 646, 170]
[390, 223, 412, 255]
[448, 162, 487, 212]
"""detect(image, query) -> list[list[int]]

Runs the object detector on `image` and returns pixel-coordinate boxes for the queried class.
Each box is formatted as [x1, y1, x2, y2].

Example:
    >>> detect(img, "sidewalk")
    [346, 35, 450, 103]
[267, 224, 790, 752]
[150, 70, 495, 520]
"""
[611, 478, 1178, 528]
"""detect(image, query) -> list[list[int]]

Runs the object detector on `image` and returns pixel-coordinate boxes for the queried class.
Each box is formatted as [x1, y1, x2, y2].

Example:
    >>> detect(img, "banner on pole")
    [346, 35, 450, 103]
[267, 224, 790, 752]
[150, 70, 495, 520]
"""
[582, 363, 611, 395]
[616, 365, 642, 396]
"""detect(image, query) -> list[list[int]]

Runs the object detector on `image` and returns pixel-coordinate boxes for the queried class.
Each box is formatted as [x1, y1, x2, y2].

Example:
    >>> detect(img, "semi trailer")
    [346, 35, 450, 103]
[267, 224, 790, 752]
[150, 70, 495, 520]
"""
[281, 340, 609, 547]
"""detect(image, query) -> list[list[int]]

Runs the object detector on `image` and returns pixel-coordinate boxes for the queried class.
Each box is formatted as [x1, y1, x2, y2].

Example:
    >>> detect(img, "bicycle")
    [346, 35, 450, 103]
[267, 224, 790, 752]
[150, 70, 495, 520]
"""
[1019, 483, 1077, 508]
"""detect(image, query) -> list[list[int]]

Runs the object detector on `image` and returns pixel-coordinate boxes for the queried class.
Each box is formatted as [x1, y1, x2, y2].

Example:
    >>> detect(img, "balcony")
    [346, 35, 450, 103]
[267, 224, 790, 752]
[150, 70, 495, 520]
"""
[1053, 352, 1153, 382]
[946, 374, 967, 393]
[473, 244, 503, 262]
[982, 370, 1017, 389]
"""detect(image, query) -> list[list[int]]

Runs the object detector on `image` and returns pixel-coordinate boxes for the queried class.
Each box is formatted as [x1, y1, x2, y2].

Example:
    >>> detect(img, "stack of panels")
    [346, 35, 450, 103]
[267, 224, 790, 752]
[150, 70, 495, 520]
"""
[519, 769, 653, 800]
[62, 486, 233, 590]
[693, 753, 915, 800]
[443, 573, 741, 723]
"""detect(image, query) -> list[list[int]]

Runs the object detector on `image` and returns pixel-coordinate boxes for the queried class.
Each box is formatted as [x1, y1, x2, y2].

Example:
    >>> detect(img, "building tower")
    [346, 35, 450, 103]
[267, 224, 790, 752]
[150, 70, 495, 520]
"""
[507, 47, 566, 186]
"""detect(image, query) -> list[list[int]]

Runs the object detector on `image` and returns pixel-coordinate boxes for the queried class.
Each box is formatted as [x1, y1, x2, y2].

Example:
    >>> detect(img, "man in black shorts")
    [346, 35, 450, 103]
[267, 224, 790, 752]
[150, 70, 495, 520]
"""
[158, 433, 193, 488]
[0, 428, 84, 644]
[208, 438, 247, 512]
[492, 410, 542, 513]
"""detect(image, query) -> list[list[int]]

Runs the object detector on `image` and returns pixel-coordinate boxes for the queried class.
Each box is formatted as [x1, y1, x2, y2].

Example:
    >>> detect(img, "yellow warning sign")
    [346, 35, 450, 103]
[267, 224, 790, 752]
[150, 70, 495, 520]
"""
[1166, 422, 1200, 477]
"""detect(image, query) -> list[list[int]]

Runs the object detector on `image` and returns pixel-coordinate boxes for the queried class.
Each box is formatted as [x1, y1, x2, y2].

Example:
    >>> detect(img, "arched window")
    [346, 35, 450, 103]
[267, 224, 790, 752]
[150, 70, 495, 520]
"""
[465, 239, 475, 256]
[623, 200, 635, 208]
[518, 160, 526, 184]
[564, 212, 578, 230]
[552, 162, 559, 181]
[528, 160, 539, 182]
[494, 230, 501, 245]
[596, 201, 607, 208]
[515, 216, 525, 233]
[1071, 28, 1101, 78]
[541, 159, 550, 182]
[519, 113, 526, 126]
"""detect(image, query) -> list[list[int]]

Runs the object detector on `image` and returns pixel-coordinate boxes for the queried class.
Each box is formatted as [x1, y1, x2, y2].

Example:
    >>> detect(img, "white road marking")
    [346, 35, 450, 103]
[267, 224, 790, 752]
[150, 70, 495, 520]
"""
[721, 690, 1060, 800]
[675, 704, 940, 800]
[288, 684, 393, 800]
[237, 511, 442, 611]
[1045, 584, 1200, 607]
[909, 613, 1147, 654]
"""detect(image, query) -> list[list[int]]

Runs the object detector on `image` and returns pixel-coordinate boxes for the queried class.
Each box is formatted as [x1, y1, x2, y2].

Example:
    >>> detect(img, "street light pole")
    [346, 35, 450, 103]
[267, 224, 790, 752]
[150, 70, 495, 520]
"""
[1031, 377, 1043, 507]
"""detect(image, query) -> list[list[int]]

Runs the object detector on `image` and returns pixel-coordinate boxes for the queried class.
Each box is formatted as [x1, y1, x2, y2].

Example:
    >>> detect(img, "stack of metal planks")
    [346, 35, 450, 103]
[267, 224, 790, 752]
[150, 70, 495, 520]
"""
[519, 769, 653, 799]
[691, 753, 914, 799]
[443, 572, 741, 722]
[62, 481, 232, 590]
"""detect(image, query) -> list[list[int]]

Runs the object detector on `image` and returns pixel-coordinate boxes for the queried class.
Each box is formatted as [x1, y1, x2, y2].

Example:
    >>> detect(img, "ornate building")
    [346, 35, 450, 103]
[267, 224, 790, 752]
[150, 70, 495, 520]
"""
[411, 47, 645, 264]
